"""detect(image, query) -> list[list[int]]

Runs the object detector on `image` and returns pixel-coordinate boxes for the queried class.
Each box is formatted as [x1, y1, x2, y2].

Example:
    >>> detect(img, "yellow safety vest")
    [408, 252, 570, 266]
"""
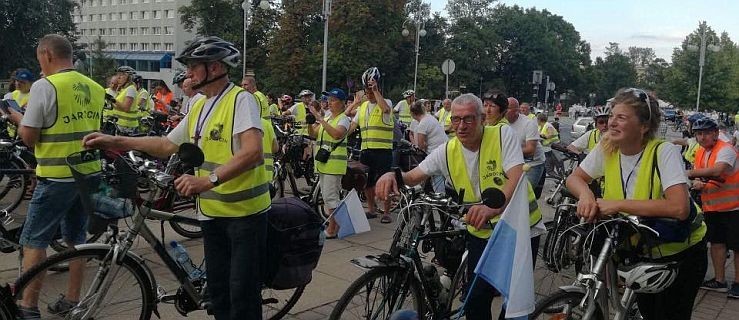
[526, 113, 536, 120]
[438, 108, 454, 138]
[539, 122, 559, 146]
[315, 114, 348, 175]
[357, 101, 394, 150]
[110, 84, 140, 128]
[268, 103, 280, 117]
[188, 85, 271, 218]
[683, 140, 699, 165]
[587, 129, 601, 152]
[603, 139, 706, 257]
[262, 119, 276, 175]
[36, 70, 103, 178]
[254, 90, 269, 119]
[7, 90, 30, 137]
[293, 102, 308, 136]
[397, 100, 412, 124]
[446, 124, 542, 239]
[734, 114, 739, 127]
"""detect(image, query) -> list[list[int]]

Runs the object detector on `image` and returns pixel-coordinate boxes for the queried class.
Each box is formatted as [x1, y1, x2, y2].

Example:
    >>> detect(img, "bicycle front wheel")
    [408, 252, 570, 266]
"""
[0, 156, 27, 213]
[329, 268, 423, 320]
[531, 290, 604, 320]
[262, 285, 305, 320]
[14, 247, 156, 320]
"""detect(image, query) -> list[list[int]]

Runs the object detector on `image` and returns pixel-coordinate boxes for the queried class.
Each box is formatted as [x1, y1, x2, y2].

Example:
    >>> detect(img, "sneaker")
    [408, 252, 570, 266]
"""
[47, 294, 77, 315]
[729, 283, 739, 299]
[16, 306, 41, 320]
[701, 278, 729, 292]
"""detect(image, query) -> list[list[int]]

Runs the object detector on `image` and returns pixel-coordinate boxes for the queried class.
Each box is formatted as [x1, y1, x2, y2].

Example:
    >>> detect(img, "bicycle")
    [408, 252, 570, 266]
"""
[0, 138, 33, 213]
[13, 144, 304, 320]
[328, 170, 505, 320]
[531, 216, 677, 319]
[271, 116, 316, 198]
[545, 143, 585, 206]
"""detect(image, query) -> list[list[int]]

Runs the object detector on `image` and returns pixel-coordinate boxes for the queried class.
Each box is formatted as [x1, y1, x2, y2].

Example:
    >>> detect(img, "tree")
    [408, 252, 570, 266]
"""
[591, 43, 637, 102]
[87, 37, 117, 86]
[0, 0, 78, 78]
[626, 47, 656, 67]
[446, 0, 497, 23]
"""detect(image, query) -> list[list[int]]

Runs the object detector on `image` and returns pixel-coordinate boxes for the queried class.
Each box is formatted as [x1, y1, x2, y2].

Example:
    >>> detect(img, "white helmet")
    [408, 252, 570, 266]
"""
[593, 105, 611, 118]
[402, 90, 415, 98]
[617, 262, 678, 294]
[298, 89, 314, 98]
[362, 67, 381, 87]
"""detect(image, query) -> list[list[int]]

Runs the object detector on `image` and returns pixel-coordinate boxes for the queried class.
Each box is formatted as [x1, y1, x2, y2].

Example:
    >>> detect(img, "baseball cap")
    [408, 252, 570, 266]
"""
[321, 88, 347, 101]
[14, 69, 35, 82]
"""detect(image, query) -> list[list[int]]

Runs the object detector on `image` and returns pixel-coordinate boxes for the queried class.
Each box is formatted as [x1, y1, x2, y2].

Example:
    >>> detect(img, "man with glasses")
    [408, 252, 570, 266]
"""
[568, 104, 611, 154]
[375, 93, 541, 320]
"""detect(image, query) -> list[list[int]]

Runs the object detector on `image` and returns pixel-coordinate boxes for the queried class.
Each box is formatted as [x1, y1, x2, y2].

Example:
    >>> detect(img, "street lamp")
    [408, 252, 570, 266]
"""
[241, 0, 270, 77]
[321, 0, 332, 92]
[687, 28, 720, 112]
[402, 13, 426, 93]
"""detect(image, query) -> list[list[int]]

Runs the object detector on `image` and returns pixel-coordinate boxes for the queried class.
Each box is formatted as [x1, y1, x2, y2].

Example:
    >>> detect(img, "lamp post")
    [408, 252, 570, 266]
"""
[241, 0, 270, 78]
[402, 14, 426, 93]
[321, 0, 332, 92]
[687, 28, 720, 112]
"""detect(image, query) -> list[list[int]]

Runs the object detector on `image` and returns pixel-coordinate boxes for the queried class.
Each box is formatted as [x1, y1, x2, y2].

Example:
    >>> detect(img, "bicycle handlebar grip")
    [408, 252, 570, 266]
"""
[393, 167, 404, 189]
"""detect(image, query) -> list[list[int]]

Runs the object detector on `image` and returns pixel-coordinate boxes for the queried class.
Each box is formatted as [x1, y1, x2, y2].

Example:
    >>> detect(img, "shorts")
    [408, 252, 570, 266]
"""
[319, 173, 343, 209]
[704, 210, 739, 250]
[20, 179, 88, 249]
[359, 149, 393, 188]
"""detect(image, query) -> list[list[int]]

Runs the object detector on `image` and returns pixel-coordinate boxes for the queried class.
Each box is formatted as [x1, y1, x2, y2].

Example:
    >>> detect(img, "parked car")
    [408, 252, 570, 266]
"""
[571, 117, 594, 139]
[663, 108, 677, 122]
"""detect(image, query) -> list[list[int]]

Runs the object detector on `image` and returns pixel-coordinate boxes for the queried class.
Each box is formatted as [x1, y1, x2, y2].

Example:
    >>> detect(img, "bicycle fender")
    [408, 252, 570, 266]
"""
[556, 285, 587, 295]
[350, 254, 401, 270]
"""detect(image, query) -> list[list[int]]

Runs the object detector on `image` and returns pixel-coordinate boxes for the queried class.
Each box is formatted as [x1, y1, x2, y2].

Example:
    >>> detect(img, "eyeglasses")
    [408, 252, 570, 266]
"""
[624, 88, 652, 122]
[450, 115, 477, 125]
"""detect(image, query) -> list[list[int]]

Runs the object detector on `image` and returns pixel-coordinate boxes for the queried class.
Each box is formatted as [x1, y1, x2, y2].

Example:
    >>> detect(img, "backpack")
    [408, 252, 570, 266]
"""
[264, 197, 324, 290]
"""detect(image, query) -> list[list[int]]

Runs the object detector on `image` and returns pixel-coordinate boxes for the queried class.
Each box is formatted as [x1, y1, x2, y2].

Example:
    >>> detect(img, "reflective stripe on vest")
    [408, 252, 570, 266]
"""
[694, 140, 739, 212]
[587, 129, 601, 151]
[358, 101, 394, 149]
[188, 85, 271, 218]
[539, 122, 559, 146]
[315, 114, 348, 175]
[261, 119, 276, 174]
[109, 84, 139, 128]
[446, 124, 542, 239]
[398, 100, 412, 124]
[36, 71, 104, 178]
[603, 139, 706, 257]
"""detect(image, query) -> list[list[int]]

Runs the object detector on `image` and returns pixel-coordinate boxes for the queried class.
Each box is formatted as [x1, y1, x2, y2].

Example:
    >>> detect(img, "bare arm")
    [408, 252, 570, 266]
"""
[687, 162, 731, 178]
[83, 133, 178, 159]
[374, 167, 430, 201]
[415, 133, 428, 152]
[522, 140, 537, 157]
[597, 184, 690, 220]
[18, 126, 41, 147]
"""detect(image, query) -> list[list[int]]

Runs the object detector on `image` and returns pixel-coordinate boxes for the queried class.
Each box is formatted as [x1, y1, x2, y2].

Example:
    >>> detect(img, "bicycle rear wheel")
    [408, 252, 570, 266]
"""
[531, 290, 604, 320]
[262, 285, 305, 320]
[329, 267, 423, 320]
[0, 157, 27, 213]
[14, 247, 155, 320]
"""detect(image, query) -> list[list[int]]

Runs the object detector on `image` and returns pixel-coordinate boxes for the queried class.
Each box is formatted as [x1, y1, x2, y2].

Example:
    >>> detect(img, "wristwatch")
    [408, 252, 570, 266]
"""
[208, 172, 220, 186]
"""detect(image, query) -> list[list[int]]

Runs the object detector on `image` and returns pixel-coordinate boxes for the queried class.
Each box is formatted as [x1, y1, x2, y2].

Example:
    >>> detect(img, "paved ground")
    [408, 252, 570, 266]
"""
[1, 116, 737, 319]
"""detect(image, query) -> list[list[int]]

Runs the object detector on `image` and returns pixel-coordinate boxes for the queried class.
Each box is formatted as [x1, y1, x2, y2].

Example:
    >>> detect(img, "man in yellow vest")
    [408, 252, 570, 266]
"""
[686, 117, 739, 297]
[348, 67, 395, 223]
[283, 89, 313, 134]
[241, 75, 269, 119]
[394, 89, 415, 125]
[435, 98, 453, 136]
[84, 36, 270, 319]
[538, 112, 561, 179]
[1, 34, 105, 319]
[375, 93, 542, 320]
[521, 102, 536, 120]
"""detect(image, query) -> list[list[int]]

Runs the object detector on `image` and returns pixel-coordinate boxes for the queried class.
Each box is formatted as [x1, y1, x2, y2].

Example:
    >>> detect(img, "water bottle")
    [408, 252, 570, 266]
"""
[439, 272, 452, 302]
[422, 265, 442, 298]
[169, 241, 204, 280]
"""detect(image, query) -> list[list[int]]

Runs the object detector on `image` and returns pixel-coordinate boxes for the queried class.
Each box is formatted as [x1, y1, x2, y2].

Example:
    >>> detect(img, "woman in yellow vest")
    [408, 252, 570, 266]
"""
[308, 88, 349, 238]
[482, 92, 508, 126]
[566, 88, 707, 320]
[5, 69, 35, 137]
[109, 66, 140, 129]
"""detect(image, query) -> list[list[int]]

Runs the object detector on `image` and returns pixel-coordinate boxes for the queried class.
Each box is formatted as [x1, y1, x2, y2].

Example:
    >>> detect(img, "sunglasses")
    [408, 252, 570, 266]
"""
[450, 115, 477, 125]
[624, 88, 652, 122]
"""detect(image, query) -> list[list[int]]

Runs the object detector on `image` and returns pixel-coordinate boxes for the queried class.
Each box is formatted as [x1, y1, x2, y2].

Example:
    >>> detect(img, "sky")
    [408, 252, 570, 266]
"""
[427, 0, 739, 62]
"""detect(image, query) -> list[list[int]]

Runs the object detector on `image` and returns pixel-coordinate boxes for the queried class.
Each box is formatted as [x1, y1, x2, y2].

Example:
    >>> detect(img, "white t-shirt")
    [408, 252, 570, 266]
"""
[579, 143, 688, 199]
[394, 99, 410, 115]
[719, 130, 732, 143]
[570, 129, 596, 152]
[700, 145, 738, 175]
[181, 93, 204, 115]
[412, 114, 448, 153]
[352, 99, 394, 125]
[539, 122, 557, 153]
[2, 92, 12, 100]
[318, 115, 351, 140]
[418, 125, 523, 199]
[507, 115, 545, 166]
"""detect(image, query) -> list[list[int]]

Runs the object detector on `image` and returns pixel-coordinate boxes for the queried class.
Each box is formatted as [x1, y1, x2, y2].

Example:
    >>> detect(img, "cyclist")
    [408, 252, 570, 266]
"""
[685, 117, 739, 298]
[482, 91, 508, 126]
[394, 90, 415, 125]
[241, 75, 270, 119]
[108, 66, 140, 130]
[266, 93, 280, 117]
[283, 89, 313, 136]
[566, 88, 707, 320]
[375, 93, 542, 320]
[152, 81, 173, 114]
[409, 100, 448, 193]
[1, 34, 105, 320]
[520, 102, 536, 120]
[505, 97, 546, 199]
[435, 98, 453, 137]
[4, 69, 35, 137]
[537, 112, 560, 178]
[567, 104, 610, 154]
[347, 67, 395, 223]
[307, 88, 350, 238]
[84, 36, 270, 320]
[173, 71, 204, 117]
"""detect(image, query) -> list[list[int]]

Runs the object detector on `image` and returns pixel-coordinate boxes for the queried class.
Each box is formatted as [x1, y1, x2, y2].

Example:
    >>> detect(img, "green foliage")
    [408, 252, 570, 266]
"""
[0, 0, 78, 78]
[87, 37, 117, 86]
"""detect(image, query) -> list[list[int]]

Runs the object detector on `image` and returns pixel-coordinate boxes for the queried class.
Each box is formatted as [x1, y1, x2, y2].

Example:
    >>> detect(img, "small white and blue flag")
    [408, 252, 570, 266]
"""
[333, 189, 371, 239]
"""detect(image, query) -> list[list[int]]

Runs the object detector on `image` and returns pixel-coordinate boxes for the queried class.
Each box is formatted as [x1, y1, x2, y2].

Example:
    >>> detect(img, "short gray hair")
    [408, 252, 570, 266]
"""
[452, 93, 483, 116]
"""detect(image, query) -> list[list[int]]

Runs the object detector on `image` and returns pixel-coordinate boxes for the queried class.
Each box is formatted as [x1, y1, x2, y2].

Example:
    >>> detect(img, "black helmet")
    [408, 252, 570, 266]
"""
[116, 65, 136, 75]
[132, 75, 143, 84]
[176, 36, 241, 68]
[691, 116, 718, 131]
[173, 70, 187, 85]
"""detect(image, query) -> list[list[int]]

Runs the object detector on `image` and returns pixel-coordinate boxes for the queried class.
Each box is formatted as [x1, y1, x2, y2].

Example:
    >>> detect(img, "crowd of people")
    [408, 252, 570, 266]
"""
[1, 32, 739, 320]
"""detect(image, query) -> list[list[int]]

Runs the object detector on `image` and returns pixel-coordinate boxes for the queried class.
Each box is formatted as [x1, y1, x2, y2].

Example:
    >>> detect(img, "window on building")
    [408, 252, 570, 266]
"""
[141, 43, 149, 50]
[92, 0, 97, 6]
[164, 43, 173, 51]
[89, 29, 96, 36]
[130, 43, 138, 51]
[109, 28, 115, 35]
[129, 12, 135, 20]
[165, 10, 174, 19]
[153, 27, 161, 35]
[99, 28, 106, 35]
[154, 10, 161, 19]
[89, 14, 94, 21]
[164, 26, 173, 35]
[141, 27, 149, 35]
[101, 14, 107, 21]
[152, 43, 161, 51]
[110, 13, 116, 21]
[142, 11, 148, 19]
[119, 43, 126, 50]
[119, 28, 126, 35]
[129, 27, 136, 35]
[102, 0, 107, 6]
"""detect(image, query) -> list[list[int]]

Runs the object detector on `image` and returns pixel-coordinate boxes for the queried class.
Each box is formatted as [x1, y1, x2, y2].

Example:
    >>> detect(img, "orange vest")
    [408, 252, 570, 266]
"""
[155, 91, 173, 114]
[695, 139, 739, 212]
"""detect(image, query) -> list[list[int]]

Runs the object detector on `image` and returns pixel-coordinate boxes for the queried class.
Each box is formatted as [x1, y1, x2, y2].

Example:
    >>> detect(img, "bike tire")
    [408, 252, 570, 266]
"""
[167, 200, 201, 239]
[0, 284, 16, 320]
[531, 290, 604, 320]
[262, 285, 306, 320]
[444, 254, 468, 318]
[14, 247, 155, 320]
[329, 267, 423, 320]
[0, 156, 28, 213]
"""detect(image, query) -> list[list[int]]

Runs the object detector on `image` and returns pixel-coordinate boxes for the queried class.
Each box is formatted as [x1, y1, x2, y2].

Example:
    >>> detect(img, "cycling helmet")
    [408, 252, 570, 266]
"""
[175, 36, 241, 68]
[691, 116, 718, 131]
[132, 75, 143, 85]
[617, 262, 678, 294]
[593, 105, 611, 118]
[281, 94, 293, 103]
[361, 67, 381, 87]
[298, 89, 314, 98]
[402, 90, 415, 98]
[687, 113, 706, 124]
[173, 70, 187, 85]
[116, 66, 136, 75]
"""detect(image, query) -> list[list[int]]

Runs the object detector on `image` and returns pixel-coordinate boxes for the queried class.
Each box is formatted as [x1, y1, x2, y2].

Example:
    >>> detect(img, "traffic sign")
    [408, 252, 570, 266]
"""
[441, 59, 456, 75]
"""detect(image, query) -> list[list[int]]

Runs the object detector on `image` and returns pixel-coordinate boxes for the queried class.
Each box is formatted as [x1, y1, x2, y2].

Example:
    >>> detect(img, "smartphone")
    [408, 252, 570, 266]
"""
[0, 99, 23, 114]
